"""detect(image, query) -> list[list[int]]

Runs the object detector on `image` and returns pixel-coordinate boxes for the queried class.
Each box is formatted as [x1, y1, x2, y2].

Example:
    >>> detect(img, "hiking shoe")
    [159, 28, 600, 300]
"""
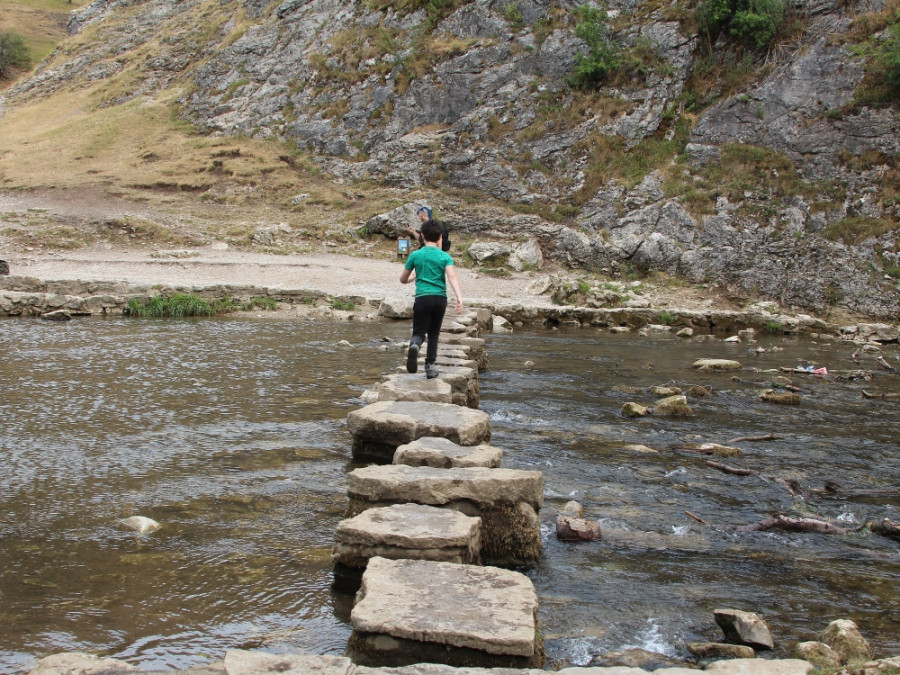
[425, 364, 440, 379]
[406, 342, 420, 373]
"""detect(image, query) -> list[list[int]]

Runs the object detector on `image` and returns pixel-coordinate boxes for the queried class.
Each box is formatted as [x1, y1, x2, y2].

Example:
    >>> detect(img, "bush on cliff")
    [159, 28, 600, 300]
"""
[697, 0, 787, 51]
[0, 31, 29, 79]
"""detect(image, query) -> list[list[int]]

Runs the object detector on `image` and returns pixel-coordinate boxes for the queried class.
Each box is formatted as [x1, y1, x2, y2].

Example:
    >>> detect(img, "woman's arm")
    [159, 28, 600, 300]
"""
[445, 266, 463, 313]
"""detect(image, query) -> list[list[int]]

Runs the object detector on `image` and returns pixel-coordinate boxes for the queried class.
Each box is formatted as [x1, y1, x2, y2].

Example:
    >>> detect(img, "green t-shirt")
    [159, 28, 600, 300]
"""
[405, 245, 454, 298]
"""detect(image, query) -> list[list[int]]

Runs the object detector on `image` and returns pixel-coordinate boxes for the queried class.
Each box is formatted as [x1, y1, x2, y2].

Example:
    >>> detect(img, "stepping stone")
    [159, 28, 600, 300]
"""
[376, 374, 453, 404]
[224, 649, 353, 674]
[348, 400, 491, 463]
[442, 335, 488, 371]
[409, 353, 479, 371]
[346, 464, 542, 564]
[391, 364, 479, 408]
[333, 503, 482, 569]
[394, 436, 502, 468]
[346, 557, 543, 669]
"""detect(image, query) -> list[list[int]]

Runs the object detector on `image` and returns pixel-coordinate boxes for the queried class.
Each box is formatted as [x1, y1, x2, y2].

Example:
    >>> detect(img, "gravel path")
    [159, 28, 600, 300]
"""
[4, 247, 559, 308]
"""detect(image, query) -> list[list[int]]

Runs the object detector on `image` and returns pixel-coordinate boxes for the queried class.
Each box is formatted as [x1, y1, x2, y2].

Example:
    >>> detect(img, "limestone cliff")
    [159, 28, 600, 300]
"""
[3, 0, 899, 318]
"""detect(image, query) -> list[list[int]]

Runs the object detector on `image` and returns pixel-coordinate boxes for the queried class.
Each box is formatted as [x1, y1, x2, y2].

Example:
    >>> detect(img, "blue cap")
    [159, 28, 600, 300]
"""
[416, 205, 432, 219]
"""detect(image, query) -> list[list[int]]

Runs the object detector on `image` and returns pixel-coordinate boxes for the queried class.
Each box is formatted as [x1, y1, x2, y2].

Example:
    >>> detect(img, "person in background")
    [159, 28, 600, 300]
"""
[400, 219, 463, 379]
[407, 205, 451, 252]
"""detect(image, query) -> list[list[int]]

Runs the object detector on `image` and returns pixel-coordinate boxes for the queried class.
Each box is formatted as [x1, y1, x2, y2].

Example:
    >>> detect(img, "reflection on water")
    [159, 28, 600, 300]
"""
[0, 317, 897, 673]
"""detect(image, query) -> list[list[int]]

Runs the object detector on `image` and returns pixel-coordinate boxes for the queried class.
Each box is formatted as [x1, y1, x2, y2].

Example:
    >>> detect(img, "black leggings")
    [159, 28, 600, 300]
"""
[411, 295, 447, 366]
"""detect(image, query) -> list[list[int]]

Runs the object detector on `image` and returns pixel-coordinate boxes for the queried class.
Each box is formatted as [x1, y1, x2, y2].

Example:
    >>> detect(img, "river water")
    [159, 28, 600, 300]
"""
[1, 316, 898, 673]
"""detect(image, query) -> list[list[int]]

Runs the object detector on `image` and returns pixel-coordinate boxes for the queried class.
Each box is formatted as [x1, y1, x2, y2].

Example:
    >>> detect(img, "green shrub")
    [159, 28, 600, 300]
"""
[0, 31, 30, 79]
[765, 321, 783, 334]
[242, 296, 278, 311]
[330, 296, 356, 311]
[658, 311, 675, 325]
[853, 15, 900, 105]
[697, 0, 786, 51]
[566, 3, 621, 89]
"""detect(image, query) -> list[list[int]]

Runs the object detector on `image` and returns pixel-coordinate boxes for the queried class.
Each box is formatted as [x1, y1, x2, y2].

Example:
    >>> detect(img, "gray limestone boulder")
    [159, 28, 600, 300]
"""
[379, 298, 414, 319]
[653, 395, 695, 417]
[715, 608, 775, 650]
[394, 436, 502, 469]
[686, 642, 756, 660]
[819, 618, 872, 665]
[347, 557, 542, 668]
[693, 358, 742, 372]
[793, 641, 841, 670]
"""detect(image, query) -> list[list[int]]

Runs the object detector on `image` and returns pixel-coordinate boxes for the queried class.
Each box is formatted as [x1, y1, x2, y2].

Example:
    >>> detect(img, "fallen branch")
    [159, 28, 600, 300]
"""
[734, 514, 850, 535]
[866, 519, 900, 541]
[672, 443, 742, 457]
[727, 434, 782, 443]
[876, 356, 897, 372]
[685, 510, 709, 525]
[862, 390, 900, 400]
[706, 460, 759, 476]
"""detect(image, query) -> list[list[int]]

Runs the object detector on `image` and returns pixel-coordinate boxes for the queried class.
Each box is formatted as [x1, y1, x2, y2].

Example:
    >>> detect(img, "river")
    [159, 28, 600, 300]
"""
[0, 315, 897, 673]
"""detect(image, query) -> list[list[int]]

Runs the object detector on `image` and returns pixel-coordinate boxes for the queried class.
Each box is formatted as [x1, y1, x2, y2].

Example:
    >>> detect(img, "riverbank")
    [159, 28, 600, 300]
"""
[5, 247, 899, 342]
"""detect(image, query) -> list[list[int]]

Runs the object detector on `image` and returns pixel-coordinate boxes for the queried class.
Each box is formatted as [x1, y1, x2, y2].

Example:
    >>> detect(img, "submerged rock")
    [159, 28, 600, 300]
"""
[118, 516, 161, 534]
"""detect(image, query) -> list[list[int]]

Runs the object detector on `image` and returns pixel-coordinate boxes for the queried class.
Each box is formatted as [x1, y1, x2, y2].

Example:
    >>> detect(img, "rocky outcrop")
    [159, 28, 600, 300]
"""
[3, 0, 898, 319]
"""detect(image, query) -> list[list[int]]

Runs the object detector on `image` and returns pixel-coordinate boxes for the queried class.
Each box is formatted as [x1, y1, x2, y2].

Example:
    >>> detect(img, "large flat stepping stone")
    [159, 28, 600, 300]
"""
[348, 465, 541, 508]
[348, 400, 490, 463]
[224, 649, 353, 674]
[391, 364, 479, 408]
[394, 436, 502, 468]
[376, 374, 452, 404]
[347, 465, 542, 564]
[333, 503, 481, 568]
[346, 557, 543, 669]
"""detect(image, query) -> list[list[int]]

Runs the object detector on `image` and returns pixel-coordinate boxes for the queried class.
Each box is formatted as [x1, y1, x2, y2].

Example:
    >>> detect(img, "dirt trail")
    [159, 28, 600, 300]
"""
[4, 247, 557, 307]
[0, 188, 740, 313]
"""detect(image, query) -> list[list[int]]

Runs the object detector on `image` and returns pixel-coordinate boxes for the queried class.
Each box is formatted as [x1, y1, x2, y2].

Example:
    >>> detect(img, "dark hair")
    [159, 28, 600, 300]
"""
[420, 219, 442, 243]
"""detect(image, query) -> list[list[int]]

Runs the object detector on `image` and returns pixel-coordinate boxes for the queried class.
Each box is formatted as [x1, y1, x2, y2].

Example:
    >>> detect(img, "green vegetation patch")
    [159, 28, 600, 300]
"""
[697, 0, 788, 51]
[852, 11, 900, 107]
[126, 293, 237, 317]
[662, 142, 845, 219]
[0, 31, 30, 79]
[823, 217, 897, 245]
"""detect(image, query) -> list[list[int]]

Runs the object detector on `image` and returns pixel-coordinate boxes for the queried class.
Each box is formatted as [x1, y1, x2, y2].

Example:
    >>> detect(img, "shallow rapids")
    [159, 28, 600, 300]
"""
[0, 316, 897, 673]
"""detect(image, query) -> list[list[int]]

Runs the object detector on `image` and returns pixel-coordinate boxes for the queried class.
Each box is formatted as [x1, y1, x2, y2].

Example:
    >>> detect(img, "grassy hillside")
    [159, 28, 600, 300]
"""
[0, 0, 90, 83]
[0, 0, 411, 252]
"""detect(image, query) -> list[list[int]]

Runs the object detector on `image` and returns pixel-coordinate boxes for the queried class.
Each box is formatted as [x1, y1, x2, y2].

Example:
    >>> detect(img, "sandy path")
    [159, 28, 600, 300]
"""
[3, 247, 557, 308]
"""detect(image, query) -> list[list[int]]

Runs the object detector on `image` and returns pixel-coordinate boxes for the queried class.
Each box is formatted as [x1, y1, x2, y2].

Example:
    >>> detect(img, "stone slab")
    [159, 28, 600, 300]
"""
[409, 353, 480, 371]
[347, 465, 542, 510]
[223, 650, 352, 674]
[333, 503, 481, 567]
[376, 374, 453, 403]
[704, 658, 814, 675]
[347, 401, 491, 447]
[394, 437, 502, 468]
[392, 364, 479, 408]
[350, 557, 539, 657]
